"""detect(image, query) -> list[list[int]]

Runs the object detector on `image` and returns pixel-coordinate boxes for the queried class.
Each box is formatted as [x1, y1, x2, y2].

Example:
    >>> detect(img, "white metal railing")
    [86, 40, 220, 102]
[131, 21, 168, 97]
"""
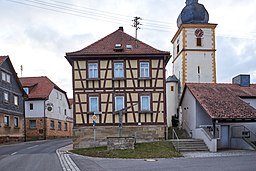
[172, 128, 180, 151]
[183, 120, 192, 137]
[199, 125, 220, 139]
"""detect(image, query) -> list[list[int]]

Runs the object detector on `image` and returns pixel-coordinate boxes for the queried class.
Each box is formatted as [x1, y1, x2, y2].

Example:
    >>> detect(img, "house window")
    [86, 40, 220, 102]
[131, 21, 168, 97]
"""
[64, 123, 68, 131]
[14, 95, 18, 106]
[14, 117, 19, 128]
[56, 92, 59, 99]
[89, 96, 99, 112]
[29, 120, 36, 129]
[2, 72, 10, 83]
[140, 62, 149, 78]
[30, 103, 33, 110]
[58, 121, 61, 130]
[4, 115, 10, 127]
[197, 66, 200, 74]
[23, 87, 29, 94]
[50, 120, 54, 129]
[88, 63, 98, 78]
[64, 109, 67, 115]
[196, 38, 202, 46]
[60, 94, 62, 100]
[114, 63, 124, 78]
[4, 92, 9, 102]
[115, 96, 124, 111]
[141, 96, 150, 111]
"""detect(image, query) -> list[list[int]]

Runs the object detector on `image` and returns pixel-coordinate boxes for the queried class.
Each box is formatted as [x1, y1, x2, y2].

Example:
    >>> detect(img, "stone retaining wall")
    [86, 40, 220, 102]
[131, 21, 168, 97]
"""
[73, 125, 166, 149]
[107, 137, 135, 150]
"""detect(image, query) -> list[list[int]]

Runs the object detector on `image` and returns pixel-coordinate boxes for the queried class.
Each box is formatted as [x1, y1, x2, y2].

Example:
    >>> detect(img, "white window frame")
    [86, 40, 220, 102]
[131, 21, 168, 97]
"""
[4, 115, 10, 127]
[14, 95, 18, 106]
[2, 72, 10, 83]
[88, 63, 98, 78]
[141, 96, 150, 111]
[114, 63, 124, 78]
[14, 117, 19, 128]
[4, 92, 8, 102]
[140, 62, 150, 78]
[115, 96, 124, 111]
[89, 97, 99, 112]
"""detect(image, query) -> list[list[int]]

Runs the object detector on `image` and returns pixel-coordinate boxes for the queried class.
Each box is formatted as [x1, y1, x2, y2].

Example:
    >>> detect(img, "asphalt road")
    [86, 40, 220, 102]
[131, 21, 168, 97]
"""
[0, 139, 72, 171]
[70, 152, 256, 171]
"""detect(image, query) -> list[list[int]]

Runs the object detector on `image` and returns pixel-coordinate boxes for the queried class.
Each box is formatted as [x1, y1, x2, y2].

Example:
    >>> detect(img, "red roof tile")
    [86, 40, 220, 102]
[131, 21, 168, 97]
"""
[185, 83, 256, 119]
[19, 76, 65, 100]
[0, 56, 8, 65]
[66, 27, 170, 57]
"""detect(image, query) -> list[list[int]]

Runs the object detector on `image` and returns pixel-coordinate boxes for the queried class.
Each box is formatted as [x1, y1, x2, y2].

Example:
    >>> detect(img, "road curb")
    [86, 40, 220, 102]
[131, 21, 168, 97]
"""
[56, 145, 81, 171]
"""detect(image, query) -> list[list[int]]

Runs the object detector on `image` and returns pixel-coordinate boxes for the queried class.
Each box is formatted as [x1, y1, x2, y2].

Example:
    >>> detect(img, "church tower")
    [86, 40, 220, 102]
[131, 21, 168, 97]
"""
[171, 0, 217, 91]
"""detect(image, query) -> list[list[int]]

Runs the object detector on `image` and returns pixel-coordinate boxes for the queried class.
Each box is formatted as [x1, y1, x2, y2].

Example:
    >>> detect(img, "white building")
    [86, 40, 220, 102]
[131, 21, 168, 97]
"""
[20, 76, 73, 140]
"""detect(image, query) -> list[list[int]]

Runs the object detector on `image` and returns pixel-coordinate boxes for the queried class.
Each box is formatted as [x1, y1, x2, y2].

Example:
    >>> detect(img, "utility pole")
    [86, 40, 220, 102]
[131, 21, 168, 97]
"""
[132, 16, 142, 40]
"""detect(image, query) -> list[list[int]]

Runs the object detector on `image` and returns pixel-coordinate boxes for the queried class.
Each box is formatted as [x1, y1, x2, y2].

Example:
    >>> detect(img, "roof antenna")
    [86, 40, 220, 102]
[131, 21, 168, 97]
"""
[132, 16, 142, 47]
[20, 65, 23, 77]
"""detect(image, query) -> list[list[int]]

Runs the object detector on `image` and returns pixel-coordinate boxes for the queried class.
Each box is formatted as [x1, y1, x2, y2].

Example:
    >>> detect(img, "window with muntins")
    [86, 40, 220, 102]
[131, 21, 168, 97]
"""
[115, 96, 124, 111]
[89, 97, 99, 112]
[2, 72, 10, 83]
[88, 63, 98, 78]
[114, 63, 124, 78]
[140, 62, 149, 78]
[141, 96, 150, 111]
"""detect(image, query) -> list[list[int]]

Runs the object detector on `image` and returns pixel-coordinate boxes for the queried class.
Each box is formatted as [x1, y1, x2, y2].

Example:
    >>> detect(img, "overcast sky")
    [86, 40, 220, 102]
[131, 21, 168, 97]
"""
[1, 0, 256, 98]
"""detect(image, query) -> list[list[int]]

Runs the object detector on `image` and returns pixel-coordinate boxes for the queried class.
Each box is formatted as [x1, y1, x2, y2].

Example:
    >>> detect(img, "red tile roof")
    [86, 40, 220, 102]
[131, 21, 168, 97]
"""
[19, 76, 65, 100]
[66, 27, 170, 58]
[184, 83, 256, 119]
[0, 56, 8, 65]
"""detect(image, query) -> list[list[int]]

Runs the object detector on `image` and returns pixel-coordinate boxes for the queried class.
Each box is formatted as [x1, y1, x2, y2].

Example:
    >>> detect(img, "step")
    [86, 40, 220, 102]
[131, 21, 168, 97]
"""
[171, 139, 209, 152]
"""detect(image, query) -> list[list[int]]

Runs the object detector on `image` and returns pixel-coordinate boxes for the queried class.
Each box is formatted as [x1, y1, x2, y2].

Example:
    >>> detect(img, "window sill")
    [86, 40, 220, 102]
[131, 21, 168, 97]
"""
[87, 78, 99, 81]
[112, 77, 125, 81]
[139, 111, 153, 114]
[139, 77, 151, 80]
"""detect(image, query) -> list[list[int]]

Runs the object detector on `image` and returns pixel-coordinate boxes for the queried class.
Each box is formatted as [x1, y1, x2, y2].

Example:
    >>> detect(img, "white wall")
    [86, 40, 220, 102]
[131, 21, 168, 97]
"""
[25, 100, 45, 118]
[241, 98, 256, 109]
[46, 88, 72, 121]
[181, 89, 196, 136]
[166, 81, 179, 127]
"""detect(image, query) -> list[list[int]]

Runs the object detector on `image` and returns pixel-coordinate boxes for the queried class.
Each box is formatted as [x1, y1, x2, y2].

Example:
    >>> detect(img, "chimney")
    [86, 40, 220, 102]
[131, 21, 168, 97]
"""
[232, 74, 250, 87]
[118, 26, 124, 32]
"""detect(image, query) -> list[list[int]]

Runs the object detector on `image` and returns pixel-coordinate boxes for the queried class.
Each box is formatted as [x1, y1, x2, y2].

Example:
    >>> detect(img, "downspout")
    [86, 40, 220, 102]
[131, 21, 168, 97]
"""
[23, 98, 26, 142]
[44, 100, 46, 140]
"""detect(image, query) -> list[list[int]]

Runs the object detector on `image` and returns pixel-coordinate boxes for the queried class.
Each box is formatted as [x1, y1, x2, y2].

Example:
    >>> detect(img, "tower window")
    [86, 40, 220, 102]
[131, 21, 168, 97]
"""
[177, 44, 180, 54]
[196, 38, 202, 46]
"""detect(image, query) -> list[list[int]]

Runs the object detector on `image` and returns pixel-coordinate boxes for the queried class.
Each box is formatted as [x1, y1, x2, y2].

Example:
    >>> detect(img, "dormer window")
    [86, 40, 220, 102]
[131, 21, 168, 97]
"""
[114, 44, 123, 52]
[115, 44, 122, 48]
[23, 87, 29, 94]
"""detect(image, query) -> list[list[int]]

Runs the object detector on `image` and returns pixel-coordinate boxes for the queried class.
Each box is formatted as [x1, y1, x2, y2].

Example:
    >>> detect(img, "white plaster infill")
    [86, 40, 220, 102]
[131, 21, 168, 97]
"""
[56, 144, 80, 171]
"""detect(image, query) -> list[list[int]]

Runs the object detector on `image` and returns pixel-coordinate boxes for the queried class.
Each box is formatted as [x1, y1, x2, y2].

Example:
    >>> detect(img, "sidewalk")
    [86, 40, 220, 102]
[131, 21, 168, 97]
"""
[182, 149, 256, 158]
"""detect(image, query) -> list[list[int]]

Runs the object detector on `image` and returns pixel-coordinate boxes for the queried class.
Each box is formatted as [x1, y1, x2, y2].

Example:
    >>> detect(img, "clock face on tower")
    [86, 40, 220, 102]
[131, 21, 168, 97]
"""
[195, 29, 204, 38]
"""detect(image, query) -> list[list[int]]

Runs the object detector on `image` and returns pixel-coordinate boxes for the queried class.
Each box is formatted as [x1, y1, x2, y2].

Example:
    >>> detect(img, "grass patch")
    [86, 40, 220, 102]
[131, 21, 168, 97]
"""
[70, 141, 182, 159]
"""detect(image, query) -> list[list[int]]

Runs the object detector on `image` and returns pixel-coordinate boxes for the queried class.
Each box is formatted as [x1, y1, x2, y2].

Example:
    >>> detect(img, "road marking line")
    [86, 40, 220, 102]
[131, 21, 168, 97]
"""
[26, 145, 39, 149]
[11, 152, 17, 155]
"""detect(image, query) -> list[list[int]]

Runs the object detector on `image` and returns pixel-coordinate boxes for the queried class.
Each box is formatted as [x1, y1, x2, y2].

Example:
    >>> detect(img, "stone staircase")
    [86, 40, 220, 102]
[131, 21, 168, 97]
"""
[171, 139, 209, 152]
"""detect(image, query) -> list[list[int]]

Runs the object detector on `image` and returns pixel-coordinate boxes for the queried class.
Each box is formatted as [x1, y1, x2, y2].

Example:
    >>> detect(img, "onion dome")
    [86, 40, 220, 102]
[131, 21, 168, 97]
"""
[177, 0, 209, 28]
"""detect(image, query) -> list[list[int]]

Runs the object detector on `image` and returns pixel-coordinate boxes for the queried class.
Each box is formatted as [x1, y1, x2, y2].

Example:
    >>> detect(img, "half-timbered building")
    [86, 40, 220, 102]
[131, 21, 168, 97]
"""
[66, 27, 170, 148]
